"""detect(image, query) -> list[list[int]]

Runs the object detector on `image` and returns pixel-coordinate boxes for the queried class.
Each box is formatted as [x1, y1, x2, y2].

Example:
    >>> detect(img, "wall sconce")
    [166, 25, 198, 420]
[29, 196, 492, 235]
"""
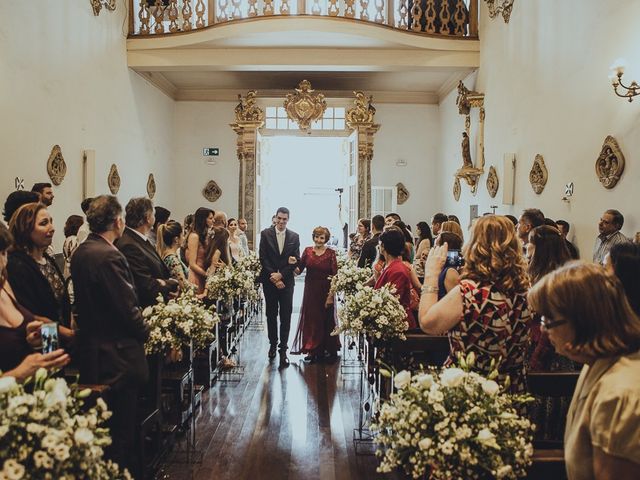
[609, 58, 640, 102]
[91, 0, 116, 16]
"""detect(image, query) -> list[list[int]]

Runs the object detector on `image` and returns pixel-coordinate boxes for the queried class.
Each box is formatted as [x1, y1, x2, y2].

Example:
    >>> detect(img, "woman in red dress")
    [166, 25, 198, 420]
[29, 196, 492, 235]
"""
[291, 226, 340, 363]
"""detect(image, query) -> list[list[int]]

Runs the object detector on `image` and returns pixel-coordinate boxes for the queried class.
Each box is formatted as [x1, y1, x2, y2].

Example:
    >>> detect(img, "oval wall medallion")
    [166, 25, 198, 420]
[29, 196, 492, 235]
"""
[486, 165, 499, 198]
[396, 182, 410, 205]
[147, 173, 156, 199]
[47, 145, 67, 186]
[202, 180, 222, 202]
[529, 154, 548, 194]
[108, 164, 121, 194]
[595, 135, 625, 189]
[453, 177, 461, 201]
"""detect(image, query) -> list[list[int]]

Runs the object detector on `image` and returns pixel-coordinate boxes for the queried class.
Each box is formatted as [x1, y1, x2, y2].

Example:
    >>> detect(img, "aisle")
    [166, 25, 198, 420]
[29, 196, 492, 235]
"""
[164, 278, 383, 480]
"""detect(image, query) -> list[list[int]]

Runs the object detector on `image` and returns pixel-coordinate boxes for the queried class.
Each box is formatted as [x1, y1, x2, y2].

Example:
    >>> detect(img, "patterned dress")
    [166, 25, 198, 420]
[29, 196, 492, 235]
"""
[447, 279, 531, 394]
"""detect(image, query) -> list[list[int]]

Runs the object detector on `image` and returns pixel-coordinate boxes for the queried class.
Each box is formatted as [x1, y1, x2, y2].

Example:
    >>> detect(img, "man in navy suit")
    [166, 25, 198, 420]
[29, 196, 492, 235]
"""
[258, 207, 300, 368]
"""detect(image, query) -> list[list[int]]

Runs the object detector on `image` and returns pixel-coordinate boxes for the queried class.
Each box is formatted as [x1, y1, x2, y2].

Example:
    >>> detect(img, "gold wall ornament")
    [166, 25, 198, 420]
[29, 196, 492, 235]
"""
[396, 182, 410, 205]
[202, 180, 222, 202]
[147, 174, 156, 199]
[486, 165, 499, 198]
[453, 177, 461, 201]
[595, 136, 625, 189]
[107, 164, 120, 194]
[456, 81, 485, 116]
[454, 81, 485, 195]
[283, 80, 327, 131]
[346, 91, 376, 126]
[529, 154, 548, 194]
[91, 0, 116, 16]
[46, 145, 67, 186]
[484, 0, 514, 23]
[234, 90, 265, 124]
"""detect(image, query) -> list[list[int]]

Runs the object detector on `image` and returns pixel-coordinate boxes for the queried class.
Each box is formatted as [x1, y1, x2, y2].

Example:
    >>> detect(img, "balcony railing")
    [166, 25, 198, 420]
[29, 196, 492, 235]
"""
[128, 0, 478, 38]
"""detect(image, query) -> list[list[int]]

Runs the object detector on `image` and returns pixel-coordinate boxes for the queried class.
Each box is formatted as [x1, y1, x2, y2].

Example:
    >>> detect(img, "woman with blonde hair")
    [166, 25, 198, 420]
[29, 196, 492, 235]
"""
[419, 215, 531, 392]
[528, 263, 640, 479]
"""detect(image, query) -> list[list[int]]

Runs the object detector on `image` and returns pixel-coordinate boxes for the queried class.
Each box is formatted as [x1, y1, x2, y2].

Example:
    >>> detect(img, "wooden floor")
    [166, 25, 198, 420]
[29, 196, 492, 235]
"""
[163, 280, 385, 480]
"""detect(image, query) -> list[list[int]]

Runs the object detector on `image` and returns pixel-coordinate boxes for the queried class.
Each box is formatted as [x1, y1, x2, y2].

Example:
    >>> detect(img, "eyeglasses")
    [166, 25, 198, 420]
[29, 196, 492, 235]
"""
[540, 315, 568, 331]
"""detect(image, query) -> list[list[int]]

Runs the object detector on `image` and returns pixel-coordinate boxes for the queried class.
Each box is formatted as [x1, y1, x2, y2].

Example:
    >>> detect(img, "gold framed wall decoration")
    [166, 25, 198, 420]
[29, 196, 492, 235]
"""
[486, 165, 499, 198]
[107, 164, 120, 194]
[529, 154, 548, 194]
[595, 136, 625, 189]
[396, 182, 409, 205]
[203, 180, 222, 202]
[46, 145, 67, 186]
[453, 177, 461, 201]
[147, 173, 156, 199]
[484, 0, 514, 23]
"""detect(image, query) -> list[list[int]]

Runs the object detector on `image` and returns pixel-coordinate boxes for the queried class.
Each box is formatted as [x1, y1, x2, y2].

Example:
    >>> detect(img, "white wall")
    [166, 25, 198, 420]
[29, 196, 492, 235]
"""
[0, 1, 175, 251]
[438, 0, 640, 256]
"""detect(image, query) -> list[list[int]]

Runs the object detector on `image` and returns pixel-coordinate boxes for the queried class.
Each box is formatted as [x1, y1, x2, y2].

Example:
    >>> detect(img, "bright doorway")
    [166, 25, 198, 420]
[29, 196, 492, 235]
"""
[258, 135, 350, 249]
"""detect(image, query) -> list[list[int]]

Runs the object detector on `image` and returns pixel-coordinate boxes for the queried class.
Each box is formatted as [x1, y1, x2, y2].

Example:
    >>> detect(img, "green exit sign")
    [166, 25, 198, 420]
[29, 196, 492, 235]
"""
[203, 147, 219, 156]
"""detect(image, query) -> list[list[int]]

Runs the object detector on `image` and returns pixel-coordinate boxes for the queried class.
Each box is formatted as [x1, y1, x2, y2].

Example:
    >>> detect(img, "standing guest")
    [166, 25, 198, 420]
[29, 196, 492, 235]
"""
[291, 226, 340, 363]
[348, 218, 371, 259]
[206, 226, 232, 276]
[2, 190, 40, 225]
[635, 232, 640, 244]
[149, 206, 171, 247]
[186, 207, 214, 294]
[440, 220, 464, 243]
[157, 220, 190, 291]
[31, 182, 54, 206]
[259, 207, 300, 368]
[62, 214, 83, 278]
[358, 214, 384, 268]
[516, 208, 545, 247]
[505, 214, 518, 227]
[115, 198, 178, 308]
[433, 232, 462, 300]
[227, 218, 245, 263]
[556, 219, 579, 259]
[237, 217, 250, 255]
[605, 242, 640, 316]
[213, 211, 228, 228]
[76, 197, 94, 245]
[430, 213, 448, 236]
[70, 195, 149, 473]
[593, 209, 629, 265]
[385, 212, 401, 227]
[528, 263, 640, 479]
[375, 228, 417, 329]
[419, 216, 531, 392]
[447, 214, 461, 225]
[413, 221, 434, 282]
[179, 213, 194, 265]
[7, 203, 70, 327]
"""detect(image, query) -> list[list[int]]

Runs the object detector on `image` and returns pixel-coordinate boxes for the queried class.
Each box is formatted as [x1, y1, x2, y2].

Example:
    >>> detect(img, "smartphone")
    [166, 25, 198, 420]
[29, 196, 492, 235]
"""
[445, 250, 464, 268]
[41, 323, 59, 354]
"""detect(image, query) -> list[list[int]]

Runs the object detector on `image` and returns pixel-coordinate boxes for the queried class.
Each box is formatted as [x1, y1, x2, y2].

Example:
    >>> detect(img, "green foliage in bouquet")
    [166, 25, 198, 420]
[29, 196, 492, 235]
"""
[373, 354, 535, 480]
[0, 369, 131, 480]
[143, 289, 219, 354]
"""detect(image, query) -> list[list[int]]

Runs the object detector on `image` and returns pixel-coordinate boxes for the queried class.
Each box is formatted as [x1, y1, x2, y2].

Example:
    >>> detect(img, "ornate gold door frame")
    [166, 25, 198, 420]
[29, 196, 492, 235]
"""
[230, 85, 379, 249]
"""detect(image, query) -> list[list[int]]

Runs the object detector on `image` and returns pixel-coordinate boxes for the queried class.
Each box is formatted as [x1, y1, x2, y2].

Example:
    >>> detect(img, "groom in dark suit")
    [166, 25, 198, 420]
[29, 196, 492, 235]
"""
[259, 207, 300, 368]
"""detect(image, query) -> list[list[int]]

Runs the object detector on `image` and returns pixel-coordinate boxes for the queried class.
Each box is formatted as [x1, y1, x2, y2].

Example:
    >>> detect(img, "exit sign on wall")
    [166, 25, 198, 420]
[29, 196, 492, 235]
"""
[203, 148, 219, 156]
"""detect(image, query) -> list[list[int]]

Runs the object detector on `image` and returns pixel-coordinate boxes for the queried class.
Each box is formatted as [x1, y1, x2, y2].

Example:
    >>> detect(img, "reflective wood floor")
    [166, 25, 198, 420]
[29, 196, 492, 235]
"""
[163, 281, 385, 480]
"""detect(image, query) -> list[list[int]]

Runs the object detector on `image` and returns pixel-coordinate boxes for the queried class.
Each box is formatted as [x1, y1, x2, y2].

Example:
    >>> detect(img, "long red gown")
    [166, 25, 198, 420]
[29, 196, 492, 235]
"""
[291, 247, 341, 355]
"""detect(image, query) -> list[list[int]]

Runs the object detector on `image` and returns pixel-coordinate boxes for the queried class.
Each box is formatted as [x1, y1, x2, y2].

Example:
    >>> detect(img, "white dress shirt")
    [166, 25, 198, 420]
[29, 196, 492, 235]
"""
[276, 228, 286, 254]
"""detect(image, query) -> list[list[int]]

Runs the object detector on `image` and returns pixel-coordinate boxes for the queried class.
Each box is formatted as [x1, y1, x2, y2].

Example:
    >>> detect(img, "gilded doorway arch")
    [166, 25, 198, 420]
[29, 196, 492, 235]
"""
[230, 83, 380, 249]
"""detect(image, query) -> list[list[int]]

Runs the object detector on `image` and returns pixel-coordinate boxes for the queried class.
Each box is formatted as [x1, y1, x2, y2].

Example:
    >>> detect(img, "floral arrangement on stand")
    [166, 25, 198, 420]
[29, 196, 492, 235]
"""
[336, 250, 349, 270]
[372, 354, 535, 480]
[330, 258, 372, 298]
[234, 253, 262, 302]
[206, 266, 246, 305]
[0, 369, 131, 479]
[235, 251, 261, 281]
[143, 289, 219, 355]
[332, 284, 408, 341]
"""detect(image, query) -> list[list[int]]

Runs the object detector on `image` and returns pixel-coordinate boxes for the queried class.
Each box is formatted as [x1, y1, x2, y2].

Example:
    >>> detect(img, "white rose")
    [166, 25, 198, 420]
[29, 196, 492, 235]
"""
[44, 378, 70, 407]
[440, 368, 466, 388]
[2, 459, 25, 480]
[496, 465, 513, 479]
[393, 370, 412, 390]
[418, 437, 432, 450]
[416, 374, 434, 389]
[74, 427, 95, 445]
[142, 306, 153, 317]
[0, 376, 17, 394]
[476, 428, 497, 446]
[481, 379, 500, 396]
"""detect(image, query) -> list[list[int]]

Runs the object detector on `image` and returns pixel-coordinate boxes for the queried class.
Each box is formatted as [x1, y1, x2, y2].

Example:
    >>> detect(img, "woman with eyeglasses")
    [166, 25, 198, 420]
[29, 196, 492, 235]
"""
[528, 262, 640, 480]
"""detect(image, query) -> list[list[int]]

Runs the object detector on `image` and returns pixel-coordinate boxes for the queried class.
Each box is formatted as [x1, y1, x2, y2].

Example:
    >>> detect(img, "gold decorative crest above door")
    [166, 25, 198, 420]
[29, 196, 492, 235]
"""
[283, 80, 327, 131]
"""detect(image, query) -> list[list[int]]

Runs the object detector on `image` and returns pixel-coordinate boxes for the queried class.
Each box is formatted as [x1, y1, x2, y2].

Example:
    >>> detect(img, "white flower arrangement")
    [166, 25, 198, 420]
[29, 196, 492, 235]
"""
[333, 284, 408, 341]
[0, 369, 131, 480]
[336, 250, 349, 270]
[235, 251, 261, 281]
[143, 289, 219, 355]
[206, 263, 260, 304]
[372, 354, 535, 480]
[330, 258, 372, 297]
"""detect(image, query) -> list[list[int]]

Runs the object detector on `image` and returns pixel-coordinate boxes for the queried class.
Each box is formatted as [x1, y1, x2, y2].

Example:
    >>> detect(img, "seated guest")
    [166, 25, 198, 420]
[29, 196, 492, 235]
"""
[593, 209, 629, 265]
[148, 206, 171, 247]
[556, 219, 579, 259]
[2, 190, 40, 225]
[434, 232, 462, 300]
[375, 228, 417, 329]
[348, 218, 371, 259]
[419, 216, 531, 392]
[62, 214, 83, 278]
[157, 220, 190, 291]
[0, 223, 70, 381]
[605, 242, 640, 316]
[7, 203, 70, 326]
[186, 207, 214, 293]
[528, 263, 640, 479]
[31, 182, 54, 206]
[71, 195, 149, 472]
[358, 214, 384, 268]
[115, 197, 178, 308]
